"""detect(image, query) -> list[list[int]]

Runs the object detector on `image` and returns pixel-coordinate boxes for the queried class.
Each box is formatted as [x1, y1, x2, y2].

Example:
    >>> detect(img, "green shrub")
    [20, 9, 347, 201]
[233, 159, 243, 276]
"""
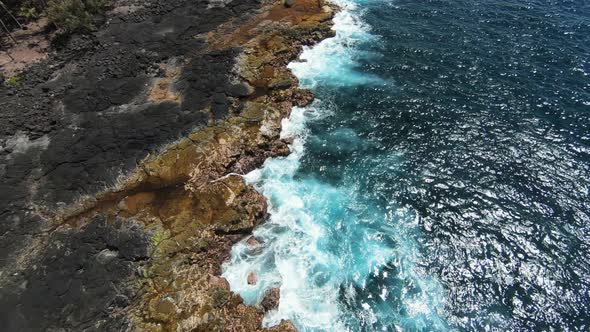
[6, 74, 23, 85]
[46, 0, 105, 33]
[18, 5, 37, 20]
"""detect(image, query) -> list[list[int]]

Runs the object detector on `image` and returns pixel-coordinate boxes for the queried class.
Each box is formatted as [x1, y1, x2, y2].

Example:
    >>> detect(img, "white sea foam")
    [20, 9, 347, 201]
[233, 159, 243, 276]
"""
[288, 1, 383, 89]
[223, 4, 380, 328]
[222, 1, 446, 330]
[223, 103, 352, 330]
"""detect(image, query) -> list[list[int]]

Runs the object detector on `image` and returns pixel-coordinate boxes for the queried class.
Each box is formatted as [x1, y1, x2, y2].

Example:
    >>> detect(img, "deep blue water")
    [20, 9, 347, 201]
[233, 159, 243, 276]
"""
[224, 0, 590, 330]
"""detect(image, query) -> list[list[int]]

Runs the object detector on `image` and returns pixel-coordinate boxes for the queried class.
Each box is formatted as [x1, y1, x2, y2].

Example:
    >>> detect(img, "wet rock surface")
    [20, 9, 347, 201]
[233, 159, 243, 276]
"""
[261, 288, 281, 312]
[0, 0, 336, 330]
[248, 271, 259, 285]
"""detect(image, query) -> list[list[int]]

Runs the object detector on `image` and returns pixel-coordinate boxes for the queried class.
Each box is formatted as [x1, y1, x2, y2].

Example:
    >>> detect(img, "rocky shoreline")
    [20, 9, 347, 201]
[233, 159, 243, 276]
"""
[0, 0, 335, 330]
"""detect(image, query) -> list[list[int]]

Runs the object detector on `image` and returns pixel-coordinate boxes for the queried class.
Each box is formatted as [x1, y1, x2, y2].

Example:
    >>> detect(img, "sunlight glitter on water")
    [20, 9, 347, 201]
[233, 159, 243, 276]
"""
[222, 2, 448, 330]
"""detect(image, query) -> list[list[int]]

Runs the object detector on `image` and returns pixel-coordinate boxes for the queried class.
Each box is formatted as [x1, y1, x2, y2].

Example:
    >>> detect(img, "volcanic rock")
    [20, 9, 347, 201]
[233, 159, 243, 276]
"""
[248, 271, 258, 285]
[246, 235, 262, 248]
[227, 81, 254, 97]
[0, 0, 338, 329]
[261, 287, 281, 311]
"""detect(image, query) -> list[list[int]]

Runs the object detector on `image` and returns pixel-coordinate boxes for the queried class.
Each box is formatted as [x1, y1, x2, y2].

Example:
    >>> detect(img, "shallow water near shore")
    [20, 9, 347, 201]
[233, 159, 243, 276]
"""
[223, 0, 590, 330]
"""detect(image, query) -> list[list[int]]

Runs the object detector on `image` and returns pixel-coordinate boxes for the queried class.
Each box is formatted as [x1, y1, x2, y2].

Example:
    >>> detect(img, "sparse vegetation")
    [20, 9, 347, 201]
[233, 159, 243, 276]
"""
[17, 4, 37, 20]
[150, 228, 165, 248]
[46, 0, 106, 32]
[5, 73, 22, 84]
[0, 0, 107, 38]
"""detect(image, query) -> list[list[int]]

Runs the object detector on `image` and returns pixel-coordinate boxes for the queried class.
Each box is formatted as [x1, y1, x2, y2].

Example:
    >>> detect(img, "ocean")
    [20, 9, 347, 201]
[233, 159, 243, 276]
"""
[223, 0, 590, 330]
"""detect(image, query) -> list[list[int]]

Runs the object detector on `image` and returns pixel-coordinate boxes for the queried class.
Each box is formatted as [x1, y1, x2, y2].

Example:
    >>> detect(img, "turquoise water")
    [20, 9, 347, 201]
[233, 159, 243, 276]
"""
[223, 0, 590, 330]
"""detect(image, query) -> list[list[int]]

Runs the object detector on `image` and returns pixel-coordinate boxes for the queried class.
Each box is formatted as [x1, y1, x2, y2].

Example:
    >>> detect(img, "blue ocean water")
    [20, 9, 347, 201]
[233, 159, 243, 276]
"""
[223, 0, 590, 330]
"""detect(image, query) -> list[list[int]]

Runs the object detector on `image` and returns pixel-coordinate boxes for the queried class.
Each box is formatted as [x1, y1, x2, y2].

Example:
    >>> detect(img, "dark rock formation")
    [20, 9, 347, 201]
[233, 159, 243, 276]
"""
[0, 0, 336, 330]
[261, 287, 281, 312]
[0, 0, 253, 273]
[247, 235, 262, 247]
[0, 216, 150, 331]
[0, 0, 259, 329]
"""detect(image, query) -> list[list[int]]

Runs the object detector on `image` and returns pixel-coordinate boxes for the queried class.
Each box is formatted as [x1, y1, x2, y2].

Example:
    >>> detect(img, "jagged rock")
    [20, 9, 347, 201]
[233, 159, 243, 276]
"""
[284, 0, 295, 8]
[247, 272, 258, 285]
[228, 82, 254, 97]
[261, 287, 281, 311]
[0, 217, 150, 331]
[211, 287, 232, 308]
[269, 77, 293, 90]
[209, 275, 231, 290]
[246, 235, 265, 254]
[271, 140, 291, 157]
[0, 0, 338, 330]
[246, 236, 262, 248]
[294, 88, 315, 106]
[113, 294, 130, 308]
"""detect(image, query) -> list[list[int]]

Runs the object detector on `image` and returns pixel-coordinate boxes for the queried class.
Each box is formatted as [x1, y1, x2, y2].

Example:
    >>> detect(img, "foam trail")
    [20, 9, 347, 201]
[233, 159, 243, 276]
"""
[223, 1, 447, 330]
[223, 104, 353, 330]
[288, 1, 383, 88]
